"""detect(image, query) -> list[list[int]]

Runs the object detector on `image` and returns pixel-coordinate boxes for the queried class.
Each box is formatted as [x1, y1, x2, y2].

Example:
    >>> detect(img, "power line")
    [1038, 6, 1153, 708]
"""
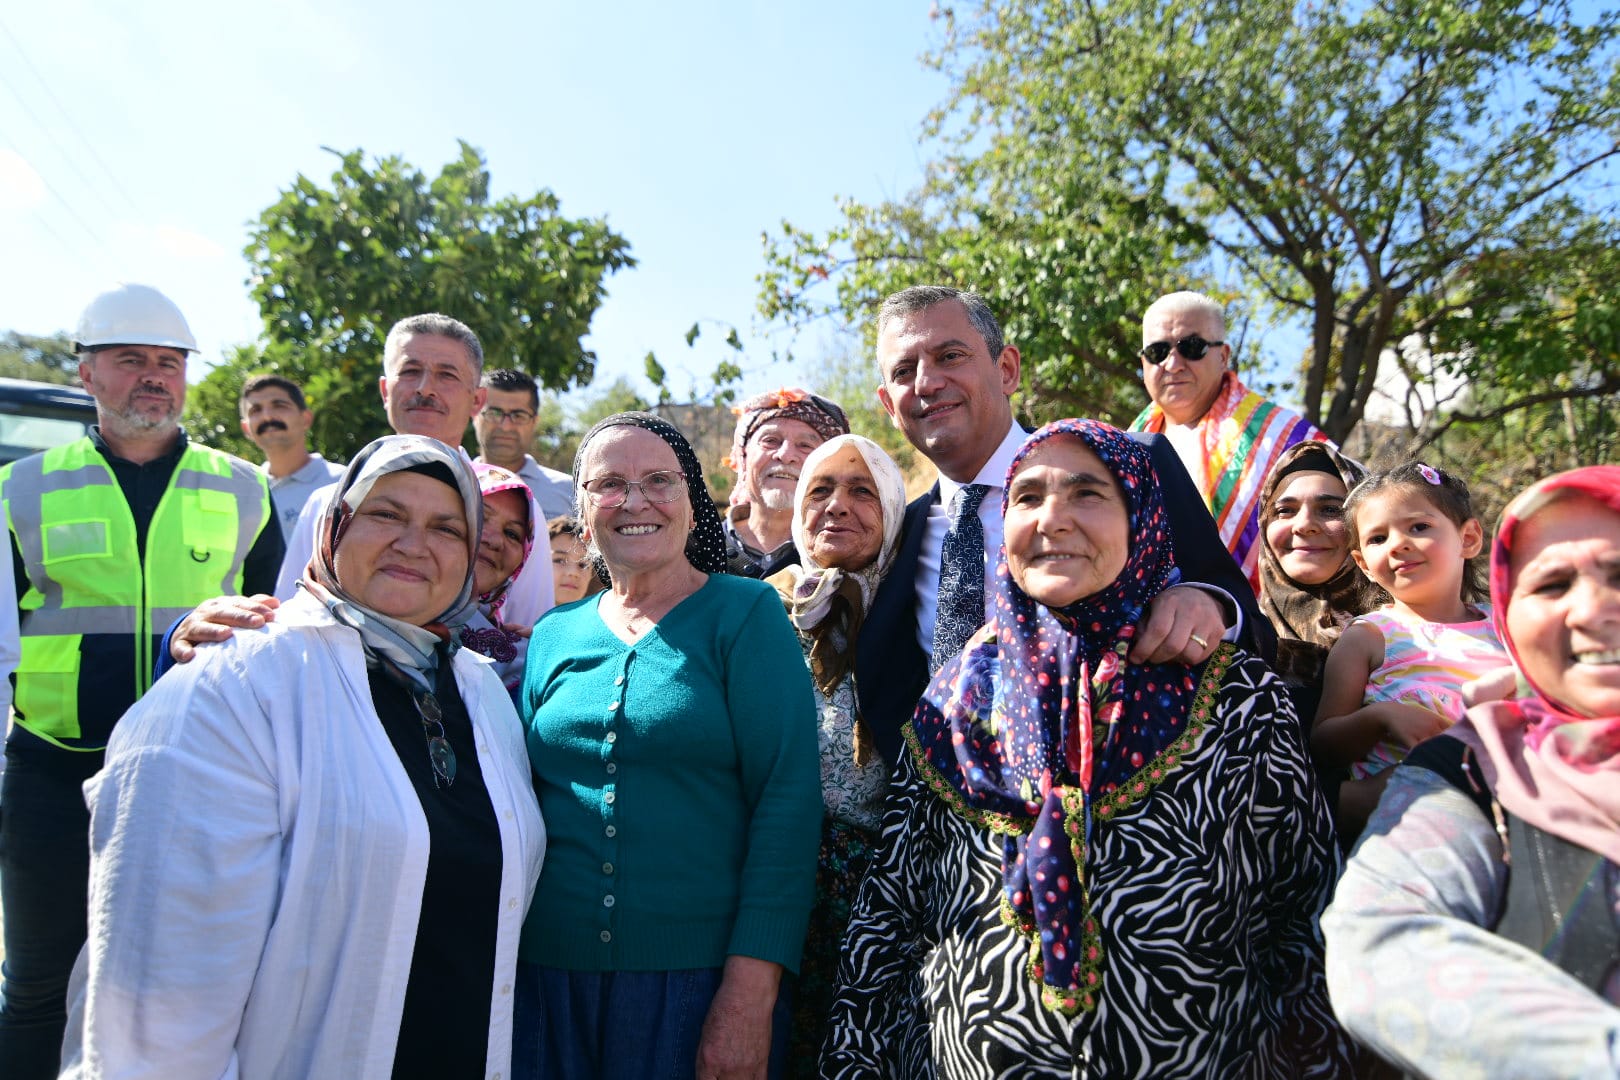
[0, 127, 121, 269]
[0, 15, 144, 219]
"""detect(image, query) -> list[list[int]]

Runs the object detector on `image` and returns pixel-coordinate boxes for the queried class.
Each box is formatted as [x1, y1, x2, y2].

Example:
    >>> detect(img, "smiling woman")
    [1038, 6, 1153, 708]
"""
[58, 436, 546, 1080]
[1323, 465, 1620, 1076]
[822, 419, 1352, 1078]
[515, 412, 820, 1080]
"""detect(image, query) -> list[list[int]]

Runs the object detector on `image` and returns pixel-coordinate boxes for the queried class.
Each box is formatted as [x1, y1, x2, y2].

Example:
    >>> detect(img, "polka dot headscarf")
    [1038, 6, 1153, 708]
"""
[907, 418, 1197, 1015]
[572, 411, 730, 580]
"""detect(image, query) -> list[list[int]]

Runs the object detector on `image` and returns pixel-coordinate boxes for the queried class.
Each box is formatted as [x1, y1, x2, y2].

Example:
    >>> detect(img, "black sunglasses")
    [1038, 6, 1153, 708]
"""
[1140, 335, 1225, 365]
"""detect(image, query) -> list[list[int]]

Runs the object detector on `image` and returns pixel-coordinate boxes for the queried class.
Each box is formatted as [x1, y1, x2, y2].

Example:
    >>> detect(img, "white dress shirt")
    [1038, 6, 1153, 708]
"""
[913, 422, 1027, 656]
[911, 422, 1241, 656]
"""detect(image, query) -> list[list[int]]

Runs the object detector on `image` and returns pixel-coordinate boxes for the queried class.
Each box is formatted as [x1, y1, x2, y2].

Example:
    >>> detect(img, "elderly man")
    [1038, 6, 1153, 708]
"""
[856, 285, 1272, 765]
[721, 387, 850, 578]
[239, 373, 344, 542]
[1129, 290, 1329, 592]
[0, 284, 282, 1078]
[473, 367, 573, 521]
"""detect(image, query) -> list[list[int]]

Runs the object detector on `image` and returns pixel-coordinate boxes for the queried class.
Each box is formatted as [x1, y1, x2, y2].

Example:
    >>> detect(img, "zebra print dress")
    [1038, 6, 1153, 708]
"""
[820, 652, 1354, 1079]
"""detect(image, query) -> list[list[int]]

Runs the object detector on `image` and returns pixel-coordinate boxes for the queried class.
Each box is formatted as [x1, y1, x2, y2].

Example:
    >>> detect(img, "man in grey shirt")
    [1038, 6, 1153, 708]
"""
[239, 374, 343, 543]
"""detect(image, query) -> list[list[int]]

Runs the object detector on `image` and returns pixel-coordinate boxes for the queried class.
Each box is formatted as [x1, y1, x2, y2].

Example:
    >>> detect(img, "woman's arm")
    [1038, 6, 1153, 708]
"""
[720, 588, 823, 969]
[1322, 766, 1620, 1079]
[695, 955, 784, 1080]
[60, 661, 281, 1080]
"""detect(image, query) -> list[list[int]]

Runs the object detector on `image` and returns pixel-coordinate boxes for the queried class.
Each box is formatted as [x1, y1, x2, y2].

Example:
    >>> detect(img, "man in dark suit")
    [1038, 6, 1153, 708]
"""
[855, 286, 1275, 764]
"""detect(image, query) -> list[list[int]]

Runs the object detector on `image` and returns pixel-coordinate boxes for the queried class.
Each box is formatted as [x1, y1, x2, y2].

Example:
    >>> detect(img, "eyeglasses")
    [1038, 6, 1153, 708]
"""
[581, 470, 687, 508]
[1140, 335, 1225, 365]
[413, 687, 456, 789]
[481, 406, 536, 426]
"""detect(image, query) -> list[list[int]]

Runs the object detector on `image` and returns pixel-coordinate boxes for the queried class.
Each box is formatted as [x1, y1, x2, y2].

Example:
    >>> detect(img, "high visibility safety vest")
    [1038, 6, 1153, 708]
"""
[1, 437, 272, 750]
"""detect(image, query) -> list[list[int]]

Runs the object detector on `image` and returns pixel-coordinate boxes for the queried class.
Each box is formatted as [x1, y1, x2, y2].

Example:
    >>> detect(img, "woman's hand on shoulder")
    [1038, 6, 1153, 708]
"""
[695, 956, 781, 1080]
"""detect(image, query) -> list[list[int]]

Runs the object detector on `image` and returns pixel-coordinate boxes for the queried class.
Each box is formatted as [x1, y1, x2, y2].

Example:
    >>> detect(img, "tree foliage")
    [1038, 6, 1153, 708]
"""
[762, 0, 1620, 443]
[187, 142, 634, 459]
[0, 332, 79, 386]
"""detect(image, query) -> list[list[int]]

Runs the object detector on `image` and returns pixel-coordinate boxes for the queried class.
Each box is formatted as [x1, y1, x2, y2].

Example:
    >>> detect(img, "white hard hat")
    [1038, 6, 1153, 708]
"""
[72, 283, 199, 354]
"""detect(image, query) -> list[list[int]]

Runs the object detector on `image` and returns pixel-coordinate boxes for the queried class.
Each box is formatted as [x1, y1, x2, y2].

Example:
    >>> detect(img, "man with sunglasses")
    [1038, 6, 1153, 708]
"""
[1130, 290, 1329, 594]
[474, 367, 574, 521]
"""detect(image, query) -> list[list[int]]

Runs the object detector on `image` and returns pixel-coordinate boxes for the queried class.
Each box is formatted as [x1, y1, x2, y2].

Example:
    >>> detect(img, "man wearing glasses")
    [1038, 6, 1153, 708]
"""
[474, 368, 574, 521]
[1129, 290, 1329, 594]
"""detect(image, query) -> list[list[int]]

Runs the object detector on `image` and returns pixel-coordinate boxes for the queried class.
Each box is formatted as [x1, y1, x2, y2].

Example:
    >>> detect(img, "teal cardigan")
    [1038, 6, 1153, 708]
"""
[519, 574, 820, 973]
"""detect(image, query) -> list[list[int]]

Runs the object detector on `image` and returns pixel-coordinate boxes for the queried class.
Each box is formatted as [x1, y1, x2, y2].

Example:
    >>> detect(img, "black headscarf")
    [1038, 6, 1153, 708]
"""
[572, 411, 729, 582]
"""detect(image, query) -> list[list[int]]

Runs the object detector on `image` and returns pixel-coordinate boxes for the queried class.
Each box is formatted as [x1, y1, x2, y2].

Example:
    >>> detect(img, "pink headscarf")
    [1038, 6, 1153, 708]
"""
[1449, 465, 1620, 864]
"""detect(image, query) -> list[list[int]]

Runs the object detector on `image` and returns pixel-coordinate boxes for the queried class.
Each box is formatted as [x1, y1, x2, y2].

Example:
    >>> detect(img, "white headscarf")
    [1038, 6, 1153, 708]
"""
[785, 434, 907, 635]
[300, 435, 483, 694]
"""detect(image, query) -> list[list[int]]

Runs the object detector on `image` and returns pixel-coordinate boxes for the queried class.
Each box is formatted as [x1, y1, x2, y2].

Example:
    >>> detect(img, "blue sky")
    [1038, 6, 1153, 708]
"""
[0, 0, 949, 406]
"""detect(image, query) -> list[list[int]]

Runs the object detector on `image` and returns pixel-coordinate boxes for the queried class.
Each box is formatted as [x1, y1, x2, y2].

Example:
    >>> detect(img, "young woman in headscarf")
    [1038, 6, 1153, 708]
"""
[1323, 465, 1620, 1076]
[821, 419, 1351, 1079]
[59, 435, 546, 1080]
[514, 412, 820, 1080]
[461, 462, 543, 700]
[766, 433, 908, 1075]
[1257, 440, 1381, 726]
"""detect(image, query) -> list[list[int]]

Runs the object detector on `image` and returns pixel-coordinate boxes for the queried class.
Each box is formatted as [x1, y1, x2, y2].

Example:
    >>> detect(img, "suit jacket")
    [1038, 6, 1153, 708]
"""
[855, 430, 1276, 766]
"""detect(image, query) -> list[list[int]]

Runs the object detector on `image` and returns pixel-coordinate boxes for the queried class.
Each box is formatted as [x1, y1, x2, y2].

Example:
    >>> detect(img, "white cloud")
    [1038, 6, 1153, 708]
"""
[152, 225, 227, 260]
[0, 150, 45, 210]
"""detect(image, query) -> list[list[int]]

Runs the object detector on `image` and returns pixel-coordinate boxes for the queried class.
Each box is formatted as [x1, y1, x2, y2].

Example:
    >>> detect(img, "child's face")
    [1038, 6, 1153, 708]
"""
[550, 534, 592, 605]
[1351, 486, 1483, 608]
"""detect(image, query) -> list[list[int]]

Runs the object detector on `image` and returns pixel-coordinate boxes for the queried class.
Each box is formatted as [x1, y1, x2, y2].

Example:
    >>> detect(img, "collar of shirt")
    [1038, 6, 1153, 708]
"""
[89, 424, 188, 469]
[915, 421, 1028, 656]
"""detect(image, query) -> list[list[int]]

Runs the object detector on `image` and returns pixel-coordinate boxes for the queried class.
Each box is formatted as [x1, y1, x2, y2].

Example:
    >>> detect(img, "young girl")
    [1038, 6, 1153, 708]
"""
[1314, 462, 1508, 840]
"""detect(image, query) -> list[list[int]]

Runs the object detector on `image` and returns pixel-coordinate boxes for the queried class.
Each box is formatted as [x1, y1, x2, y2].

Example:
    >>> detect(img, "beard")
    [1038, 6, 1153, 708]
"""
[758, 486, 795, 511]
[103, 393, 180, 435]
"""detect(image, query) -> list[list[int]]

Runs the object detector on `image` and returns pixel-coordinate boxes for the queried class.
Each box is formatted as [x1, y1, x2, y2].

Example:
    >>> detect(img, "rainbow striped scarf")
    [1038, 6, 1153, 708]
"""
[1130, 373, 1328, 594]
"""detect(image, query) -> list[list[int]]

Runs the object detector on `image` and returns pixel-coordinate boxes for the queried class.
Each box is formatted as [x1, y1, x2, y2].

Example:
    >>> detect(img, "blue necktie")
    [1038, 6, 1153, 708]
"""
[931, 484, 989, 674]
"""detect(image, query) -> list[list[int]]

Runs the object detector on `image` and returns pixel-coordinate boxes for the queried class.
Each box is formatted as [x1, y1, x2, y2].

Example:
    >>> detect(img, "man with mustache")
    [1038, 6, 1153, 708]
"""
[172, 313, 553, 663]
[722, 387, 850, 578]
[855, 285, 1273, 765]
[239, 374, 344, 542]
[0, 284, 282, 1078]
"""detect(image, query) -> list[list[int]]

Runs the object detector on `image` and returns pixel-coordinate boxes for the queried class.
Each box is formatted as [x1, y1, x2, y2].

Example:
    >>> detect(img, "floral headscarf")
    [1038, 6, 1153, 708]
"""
[458, 462, 540, 664]
[573, 411, 729, 581]
[783, 435, 907, 761]
[722, 387, 849, 475]
[1449, 465, 1620, 864]
[908, 419, 1201, 1015]
[301, 435, 482, 695]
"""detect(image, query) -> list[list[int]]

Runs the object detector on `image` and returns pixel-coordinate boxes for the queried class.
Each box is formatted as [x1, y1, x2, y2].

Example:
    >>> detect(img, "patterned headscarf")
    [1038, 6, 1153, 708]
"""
[783, 435, 907, 758]
[723, 387, 849, 475]
[1257, 441, 1377, 647]
[573, 411, 729, 581]
[908, 419, 1200, 1016]
[1450, 465, 1620, 864]
[458, 462, 540, 663]
[301, 435, 482, 695]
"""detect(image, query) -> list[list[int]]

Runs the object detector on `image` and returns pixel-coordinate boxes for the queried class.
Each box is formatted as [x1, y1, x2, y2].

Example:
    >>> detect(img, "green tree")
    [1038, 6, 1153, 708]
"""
[0, 331, 80, 386]
[188, 141, 634, 459]
[763, 0, 1620, 442]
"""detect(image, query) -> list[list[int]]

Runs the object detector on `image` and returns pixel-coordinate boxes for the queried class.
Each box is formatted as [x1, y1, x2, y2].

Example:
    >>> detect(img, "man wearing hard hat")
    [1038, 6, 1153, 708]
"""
[0, 283, 284, 1078]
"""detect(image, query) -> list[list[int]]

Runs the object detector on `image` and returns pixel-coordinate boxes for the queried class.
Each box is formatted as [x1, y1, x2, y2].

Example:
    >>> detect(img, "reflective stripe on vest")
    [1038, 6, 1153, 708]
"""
[1, 438, 271, 747]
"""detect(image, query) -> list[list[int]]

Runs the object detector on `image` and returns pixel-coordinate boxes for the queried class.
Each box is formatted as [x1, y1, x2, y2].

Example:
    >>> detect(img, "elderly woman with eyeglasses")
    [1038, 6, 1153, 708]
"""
[514, 413, 820, 1080]
[58, 436, 546, 1079]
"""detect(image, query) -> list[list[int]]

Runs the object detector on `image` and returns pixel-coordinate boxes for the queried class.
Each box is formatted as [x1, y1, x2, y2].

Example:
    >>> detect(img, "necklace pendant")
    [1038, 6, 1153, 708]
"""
[428, 735, 458, 787]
